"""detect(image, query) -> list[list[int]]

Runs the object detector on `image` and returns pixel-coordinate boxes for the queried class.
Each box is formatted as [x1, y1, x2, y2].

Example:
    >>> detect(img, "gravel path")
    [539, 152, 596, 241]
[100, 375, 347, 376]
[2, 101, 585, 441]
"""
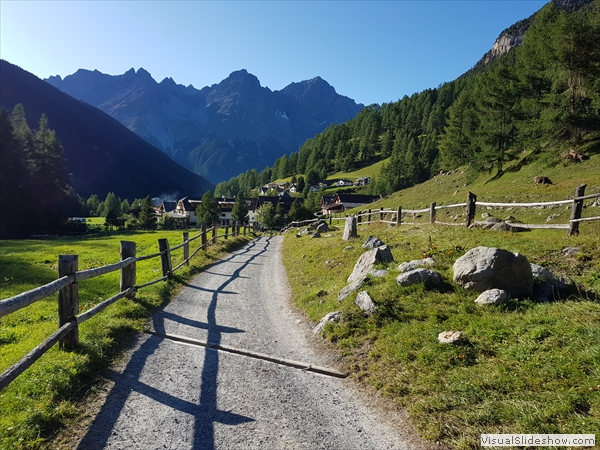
[77, 236, 436, 450]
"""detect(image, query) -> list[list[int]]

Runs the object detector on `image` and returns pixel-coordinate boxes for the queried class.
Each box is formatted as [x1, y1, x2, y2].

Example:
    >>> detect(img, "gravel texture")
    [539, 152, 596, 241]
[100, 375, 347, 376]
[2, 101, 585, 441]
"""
[77, 236, 436, 450]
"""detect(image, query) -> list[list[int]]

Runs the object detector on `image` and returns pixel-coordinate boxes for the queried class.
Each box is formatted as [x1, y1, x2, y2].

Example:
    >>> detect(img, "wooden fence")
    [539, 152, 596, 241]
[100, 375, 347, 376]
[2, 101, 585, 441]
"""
[0, 222, 249, 390]
[290, 184, 600, 236]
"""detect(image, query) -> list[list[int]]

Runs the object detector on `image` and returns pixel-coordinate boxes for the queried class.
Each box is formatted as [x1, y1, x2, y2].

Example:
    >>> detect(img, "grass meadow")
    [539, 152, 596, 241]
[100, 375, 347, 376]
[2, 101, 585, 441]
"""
[0, 229, 252, 449]
[282, 156, 600, 449]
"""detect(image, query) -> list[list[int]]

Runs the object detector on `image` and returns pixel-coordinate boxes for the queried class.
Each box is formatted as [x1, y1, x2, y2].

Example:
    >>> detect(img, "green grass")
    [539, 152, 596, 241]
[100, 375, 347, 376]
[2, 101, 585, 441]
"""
[0, 230, 252, 449]
[282, 157, 600, 449]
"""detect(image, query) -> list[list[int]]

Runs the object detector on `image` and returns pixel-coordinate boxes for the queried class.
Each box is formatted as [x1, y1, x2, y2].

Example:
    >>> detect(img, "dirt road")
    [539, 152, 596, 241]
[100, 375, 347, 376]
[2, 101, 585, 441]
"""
[77, 236, 434, 450]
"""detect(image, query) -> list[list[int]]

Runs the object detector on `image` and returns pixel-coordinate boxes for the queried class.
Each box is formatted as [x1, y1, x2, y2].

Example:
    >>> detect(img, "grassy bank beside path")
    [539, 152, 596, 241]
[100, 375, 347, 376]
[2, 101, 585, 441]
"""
[282, 222, 599, 449]
[0, 230, 252, 449]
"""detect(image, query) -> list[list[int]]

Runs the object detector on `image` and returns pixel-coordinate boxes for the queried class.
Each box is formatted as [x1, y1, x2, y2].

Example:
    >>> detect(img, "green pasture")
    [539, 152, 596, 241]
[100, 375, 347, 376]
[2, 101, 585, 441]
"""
[0, 230, 251, 449]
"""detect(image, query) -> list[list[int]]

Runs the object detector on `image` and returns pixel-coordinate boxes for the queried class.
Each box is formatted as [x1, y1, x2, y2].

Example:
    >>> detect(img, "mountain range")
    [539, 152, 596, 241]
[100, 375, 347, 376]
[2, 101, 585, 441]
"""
[46, 69, 364, 183]
[0, 60, 213, 200]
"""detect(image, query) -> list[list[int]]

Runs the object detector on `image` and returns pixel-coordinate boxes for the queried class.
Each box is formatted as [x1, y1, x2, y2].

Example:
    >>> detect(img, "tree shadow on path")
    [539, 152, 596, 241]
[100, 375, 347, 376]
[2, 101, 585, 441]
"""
[78, 237, 273, 450]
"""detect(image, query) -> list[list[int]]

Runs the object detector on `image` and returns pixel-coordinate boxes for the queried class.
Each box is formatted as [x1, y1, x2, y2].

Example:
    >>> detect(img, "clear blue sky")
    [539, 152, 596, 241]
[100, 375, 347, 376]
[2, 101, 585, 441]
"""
[1, 1, 547, 106]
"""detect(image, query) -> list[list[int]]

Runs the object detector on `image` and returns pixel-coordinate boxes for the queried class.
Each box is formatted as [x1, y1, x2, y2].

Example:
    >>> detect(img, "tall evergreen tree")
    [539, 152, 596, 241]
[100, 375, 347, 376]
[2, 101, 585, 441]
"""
[231, 193, 249, 224]
[196, 190, 220, 226]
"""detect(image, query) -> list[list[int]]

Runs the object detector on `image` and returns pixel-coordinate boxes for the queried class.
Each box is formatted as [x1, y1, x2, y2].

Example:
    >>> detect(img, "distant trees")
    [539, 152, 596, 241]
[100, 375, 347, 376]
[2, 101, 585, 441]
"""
[0, 105, 77, 238]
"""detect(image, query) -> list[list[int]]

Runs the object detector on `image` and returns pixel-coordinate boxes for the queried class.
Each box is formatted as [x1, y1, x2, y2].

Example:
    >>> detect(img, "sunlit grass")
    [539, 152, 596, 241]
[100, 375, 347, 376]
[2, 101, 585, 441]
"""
[0, 230, 252, 449]
[282, 220, 599, 449]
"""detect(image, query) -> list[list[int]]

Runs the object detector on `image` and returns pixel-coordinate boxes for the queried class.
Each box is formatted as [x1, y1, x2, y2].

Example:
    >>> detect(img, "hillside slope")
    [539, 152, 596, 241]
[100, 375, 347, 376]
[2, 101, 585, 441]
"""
[0, 60, 214, 200]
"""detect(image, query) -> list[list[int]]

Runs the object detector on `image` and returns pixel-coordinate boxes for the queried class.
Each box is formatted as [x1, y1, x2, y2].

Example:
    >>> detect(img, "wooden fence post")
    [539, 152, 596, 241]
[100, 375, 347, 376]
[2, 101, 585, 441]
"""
[213, 223, 218, 244]
[466, 192, 477, 227]
[158, 238, 172, 278]
[224, 225, 229, 240]
[58, 255, 78, 350]
[201, 225, 207, 248]
[182, 232, 189, 266]
[357, 211, 362, 225]
[568, 184, 586, 236]
[243, 225, 247, 236]
[396, 206, 402, 226]
[380, 208, 384, 222]
[120, 241, 136, 298]
[368, 209, 372, 223]
[430, 202, 436, 224]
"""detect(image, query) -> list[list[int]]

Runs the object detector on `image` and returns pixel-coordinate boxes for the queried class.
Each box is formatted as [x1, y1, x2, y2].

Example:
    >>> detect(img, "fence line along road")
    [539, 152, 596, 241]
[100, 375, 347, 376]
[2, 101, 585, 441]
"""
[290, 184, 599, 236]
[0, 222, 251, 391]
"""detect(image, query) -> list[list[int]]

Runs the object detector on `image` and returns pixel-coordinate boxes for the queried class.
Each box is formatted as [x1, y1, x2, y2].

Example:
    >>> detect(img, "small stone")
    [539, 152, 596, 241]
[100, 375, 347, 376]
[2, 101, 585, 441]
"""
[475, 289, 508, 305]
[438, 331, 462, 344]
[355, 291, 378, 315]
[313, 311, 341, 335]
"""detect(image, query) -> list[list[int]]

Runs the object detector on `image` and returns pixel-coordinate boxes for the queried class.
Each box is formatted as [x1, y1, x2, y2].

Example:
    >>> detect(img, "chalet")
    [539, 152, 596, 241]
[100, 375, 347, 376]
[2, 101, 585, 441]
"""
[217, 197, 235, 225]
[321, 193, 381, 215]
[336, 179, 353, 187]
[173, 196, 201, 225]
[354, 176, 371, 186]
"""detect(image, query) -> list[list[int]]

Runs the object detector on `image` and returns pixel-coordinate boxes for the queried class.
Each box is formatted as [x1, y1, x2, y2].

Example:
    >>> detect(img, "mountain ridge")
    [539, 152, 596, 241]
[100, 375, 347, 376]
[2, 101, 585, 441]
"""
[45, 68, 364, 183]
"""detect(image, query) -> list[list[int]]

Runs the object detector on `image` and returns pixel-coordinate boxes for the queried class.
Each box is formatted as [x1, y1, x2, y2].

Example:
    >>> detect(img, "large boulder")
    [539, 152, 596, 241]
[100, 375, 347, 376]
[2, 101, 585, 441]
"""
[342, 216, 358, 240]
[453, 246, 533, 298]
[347, 245, 394, 284]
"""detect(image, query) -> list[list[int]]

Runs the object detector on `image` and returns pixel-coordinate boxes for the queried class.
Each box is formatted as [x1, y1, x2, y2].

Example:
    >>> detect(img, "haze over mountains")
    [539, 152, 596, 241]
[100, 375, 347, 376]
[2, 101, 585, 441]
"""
[46, 69, 364, 183]
[0, 60, 214, 200]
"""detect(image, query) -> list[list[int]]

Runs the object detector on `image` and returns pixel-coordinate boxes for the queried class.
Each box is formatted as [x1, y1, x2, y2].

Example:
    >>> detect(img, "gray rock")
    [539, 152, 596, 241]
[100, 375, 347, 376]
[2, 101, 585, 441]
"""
[533, 276, 574, 302]
[355, 291, 378, 315]
[316, 222, 330, 233]
[484, 217, 502, 223]
[561, 246, 579, 257]
[438, 331, 462, 344]
[395, 268, 441, 288]
[398, 257, 435, 273]
[475, 288, 508, 305]
[347, 246, 394, 284]
[530, 263, 554, 281]
[362, 236, 384, 248]
[453, 246, 533, 298]
[342, 216, 358, 240]
[369, 269, 388, 278]
[313, 311, 341, 335]
[490, 222, 517, 232]
[338, 278, 367, 303]
[343, 246, 353, 252]
[311, 219, 327, 230]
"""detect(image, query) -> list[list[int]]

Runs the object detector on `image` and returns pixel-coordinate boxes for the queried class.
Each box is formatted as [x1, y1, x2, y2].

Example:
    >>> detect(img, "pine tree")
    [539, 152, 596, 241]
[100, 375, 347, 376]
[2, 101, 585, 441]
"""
[196, 190, 220, 226]
[231, 193, 249, 224]
[138, 196, 157, 230]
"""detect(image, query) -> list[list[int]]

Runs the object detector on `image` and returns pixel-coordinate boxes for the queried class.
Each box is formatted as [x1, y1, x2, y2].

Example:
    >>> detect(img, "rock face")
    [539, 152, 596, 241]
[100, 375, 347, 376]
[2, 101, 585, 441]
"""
[453, 247, 533, 298]
[355, 291, 378, 315]
[475, 289, 508, 305]
[46, 68, 363, 183]
[342, 216, 358, 240]
[396, 269, 441, 288]
[347, 246, 394, 284]
[338, 279, 367, 303]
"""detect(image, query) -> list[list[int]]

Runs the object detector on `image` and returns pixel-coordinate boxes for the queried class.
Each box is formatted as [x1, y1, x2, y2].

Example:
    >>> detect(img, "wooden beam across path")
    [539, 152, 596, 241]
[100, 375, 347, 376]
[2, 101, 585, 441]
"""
[146, 330, 348, 379]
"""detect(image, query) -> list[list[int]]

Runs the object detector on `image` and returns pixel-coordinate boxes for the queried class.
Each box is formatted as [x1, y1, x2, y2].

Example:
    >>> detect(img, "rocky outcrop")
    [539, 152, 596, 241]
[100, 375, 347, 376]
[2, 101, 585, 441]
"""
[313, 311, 341, 335]
[398, 257, 435, 273]
[475, 289, 508, 306]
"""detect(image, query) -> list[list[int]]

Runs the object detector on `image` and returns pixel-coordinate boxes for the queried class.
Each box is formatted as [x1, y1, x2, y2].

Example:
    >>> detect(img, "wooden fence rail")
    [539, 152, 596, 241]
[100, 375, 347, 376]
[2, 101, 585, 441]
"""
[288, 185, 599, 235]
[0, 223, 250, 390]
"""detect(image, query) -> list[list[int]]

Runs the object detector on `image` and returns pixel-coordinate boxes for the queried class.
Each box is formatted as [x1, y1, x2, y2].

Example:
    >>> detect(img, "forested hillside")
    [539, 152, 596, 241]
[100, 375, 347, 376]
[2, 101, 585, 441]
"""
[216, 0, 599, 198]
